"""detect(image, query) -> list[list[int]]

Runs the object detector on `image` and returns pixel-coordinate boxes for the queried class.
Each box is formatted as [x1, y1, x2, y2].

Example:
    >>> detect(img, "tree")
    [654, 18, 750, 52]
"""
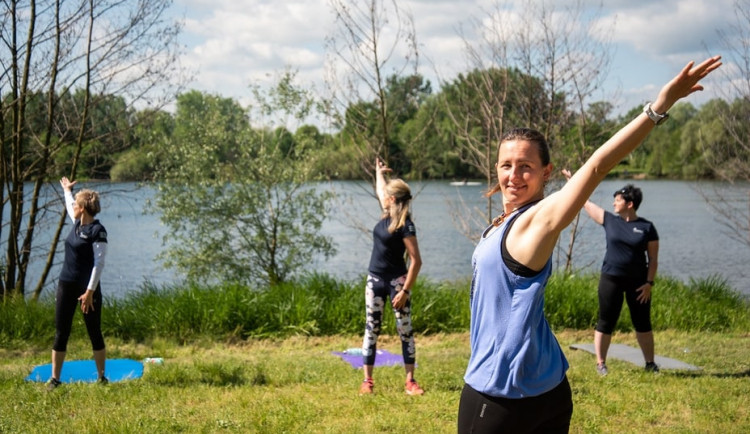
[0, 0, 185, 300]
[698, 0, 750, 247]
[110, 108, 175, 181]
[641, 102, 699, 177]
[153, 73, 335, 286]
[324, 0, 423, 179]
[442, 0, 613, 263]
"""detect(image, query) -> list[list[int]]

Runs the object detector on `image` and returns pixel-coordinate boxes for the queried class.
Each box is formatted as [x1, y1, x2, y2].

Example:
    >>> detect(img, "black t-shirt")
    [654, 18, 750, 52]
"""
[59, 219, 108, 286]
[601, 212, 658, 278]
[368, 216, 416, 280]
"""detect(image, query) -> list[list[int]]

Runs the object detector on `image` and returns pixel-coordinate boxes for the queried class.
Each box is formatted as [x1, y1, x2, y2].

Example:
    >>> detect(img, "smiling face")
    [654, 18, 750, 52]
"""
[496, 139, 553, 208]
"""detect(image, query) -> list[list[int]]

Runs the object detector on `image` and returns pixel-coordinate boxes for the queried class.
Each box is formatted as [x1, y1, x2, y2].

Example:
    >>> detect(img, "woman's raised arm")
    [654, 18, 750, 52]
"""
[512, 56, 722, 269]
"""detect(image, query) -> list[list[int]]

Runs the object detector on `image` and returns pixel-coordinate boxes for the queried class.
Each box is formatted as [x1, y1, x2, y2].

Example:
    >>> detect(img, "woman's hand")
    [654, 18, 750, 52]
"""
[78, 291, 94, 314]
[375, 157, 392, 176]
[392, 289, 409, 310]
[60, 176, 77, 191]
[654, 56, 722, 112]
[375, 157, 393, 209]
[636, 283, 652, 304]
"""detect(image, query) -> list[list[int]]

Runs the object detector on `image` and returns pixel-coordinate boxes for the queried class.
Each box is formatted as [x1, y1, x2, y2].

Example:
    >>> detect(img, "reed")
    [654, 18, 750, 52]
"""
[1, 272, 747, 346]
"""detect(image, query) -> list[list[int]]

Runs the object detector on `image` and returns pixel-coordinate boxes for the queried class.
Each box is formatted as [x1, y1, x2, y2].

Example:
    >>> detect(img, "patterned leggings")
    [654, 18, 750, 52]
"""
[362, 274, 416, 366]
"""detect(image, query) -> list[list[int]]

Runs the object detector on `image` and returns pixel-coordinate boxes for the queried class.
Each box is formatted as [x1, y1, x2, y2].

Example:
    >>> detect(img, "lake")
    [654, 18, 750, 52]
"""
[12, 180, 750, 298]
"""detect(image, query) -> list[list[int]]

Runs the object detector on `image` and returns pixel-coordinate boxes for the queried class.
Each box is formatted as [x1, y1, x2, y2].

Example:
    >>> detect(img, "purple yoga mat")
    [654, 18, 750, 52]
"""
[331, 350, 405, 369]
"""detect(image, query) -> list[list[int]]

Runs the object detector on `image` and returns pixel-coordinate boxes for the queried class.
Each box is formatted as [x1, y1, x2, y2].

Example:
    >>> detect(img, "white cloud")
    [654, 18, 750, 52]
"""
[601, 0, 730, 57]
[172, 0, 734, 116]
[174, 0, 333, 100]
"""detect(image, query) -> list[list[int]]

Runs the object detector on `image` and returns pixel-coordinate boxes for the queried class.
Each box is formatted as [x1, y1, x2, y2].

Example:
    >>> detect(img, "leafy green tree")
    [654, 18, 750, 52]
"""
[337, 74, 432, 176]
[110, 109, 175, 181]
[696, 0, 750, 248]
[676, 100, 724, 179]
[1, 0, 184, 299]
[642, 102, 698, 177]
[397, 94, 466, 179]
[432, 0, 612, 250]
[325, 0, 423, 182]
[153, 74, 335, 286]
[52, 90, 134, 179]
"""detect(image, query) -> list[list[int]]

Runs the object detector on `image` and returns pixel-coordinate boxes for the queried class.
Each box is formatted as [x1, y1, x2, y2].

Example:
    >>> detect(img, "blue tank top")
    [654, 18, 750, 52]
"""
[464, 206, 568, 398]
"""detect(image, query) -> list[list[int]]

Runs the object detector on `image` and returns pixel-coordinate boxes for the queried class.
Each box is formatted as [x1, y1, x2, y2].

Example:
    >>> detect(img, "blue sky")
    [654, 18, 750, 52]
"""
[169, 0, 736, 117]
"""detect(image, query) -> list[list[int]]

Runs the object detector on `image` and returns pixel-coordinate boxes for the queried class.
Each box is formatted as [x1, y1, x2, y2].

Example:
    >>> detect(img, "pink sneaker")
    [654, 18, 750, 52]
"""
[359, 378, 374, 395]
[405, 379, 424, 395]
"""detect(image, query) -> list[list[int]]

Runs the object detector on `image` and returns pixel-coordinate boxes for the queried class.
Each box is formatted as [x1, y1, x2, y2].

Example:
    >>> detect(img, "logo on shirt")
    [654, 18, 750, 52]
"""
[633, 227, 644, 234]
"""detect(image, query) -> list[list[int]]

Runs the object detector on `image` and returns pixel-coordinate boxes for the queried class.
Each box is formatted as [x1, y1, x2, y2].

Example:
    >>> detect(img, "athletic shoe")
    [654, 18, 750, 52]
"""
[46, 378, 62, 391]
[596, 363, 608, 376]
[359, 378, 374, 395]
[97, 376, 109, 385]
[645, 362, 660, 373]
[405, 379, 424, 396]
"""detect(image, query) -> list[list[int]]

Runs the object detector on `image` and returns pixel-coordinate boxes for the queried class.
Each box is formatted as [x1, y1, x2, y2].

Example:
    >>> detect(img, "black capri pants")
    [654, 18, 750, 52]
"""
[457, 377, 573, 433]
[53, 280, 105, 352]
[596, 273, 652, 334]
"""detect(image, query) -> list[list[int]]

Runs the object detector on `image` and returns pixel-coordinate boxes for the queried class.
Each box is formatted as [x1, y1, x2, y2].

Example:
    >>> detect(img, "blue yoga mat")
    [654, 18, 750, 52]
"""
[25, 358, 144, 383]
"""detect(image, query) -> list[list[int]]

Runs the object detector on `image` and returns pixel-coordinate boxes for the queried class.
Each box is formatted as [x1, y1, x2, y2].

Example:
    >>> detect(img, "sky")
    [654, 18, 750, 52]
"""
[168, 0, 738, 119]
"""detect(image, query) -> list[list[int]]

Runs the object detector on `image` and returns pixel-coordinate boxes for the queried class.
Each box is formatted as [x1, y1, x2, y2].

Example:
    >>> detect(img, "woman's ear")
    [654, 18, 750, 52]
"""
[543, 163, 554, 182]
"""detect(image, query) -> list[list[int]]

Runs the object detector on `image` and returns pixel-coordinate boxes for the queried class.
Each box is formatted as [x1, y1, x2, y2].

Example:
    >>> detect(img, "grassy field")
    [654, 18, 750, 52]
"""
[1, 330, 748, 433]
[1, 273, 748, 433]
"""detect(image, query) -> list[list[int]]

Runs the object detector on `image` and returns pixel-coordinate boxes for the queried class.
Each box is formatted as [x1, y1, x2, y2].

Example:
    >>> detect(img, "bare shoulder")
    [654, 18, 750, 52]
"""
[505, 193, 565, 270]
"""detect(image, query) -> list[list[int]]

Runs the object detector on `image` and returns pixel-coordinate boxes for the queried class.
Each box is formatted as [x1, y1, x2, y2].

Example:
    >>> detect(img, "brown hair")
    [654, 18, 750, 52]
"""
[75, 189, 101, 216]
[486, 127, 551, 197]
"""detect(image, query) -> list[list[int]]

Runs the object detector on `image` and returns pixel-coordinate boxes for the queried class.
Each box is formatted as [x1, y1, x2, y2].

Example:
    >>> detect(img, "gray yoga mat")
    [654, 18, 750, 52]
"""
[570, 343, 701, 371]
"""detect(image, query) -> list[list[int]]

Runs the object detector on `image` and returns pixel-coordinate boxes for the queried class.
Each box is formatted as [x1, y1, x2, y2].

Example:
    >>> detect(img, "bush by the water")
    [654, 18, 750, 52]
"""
[1, 272, 748, 346]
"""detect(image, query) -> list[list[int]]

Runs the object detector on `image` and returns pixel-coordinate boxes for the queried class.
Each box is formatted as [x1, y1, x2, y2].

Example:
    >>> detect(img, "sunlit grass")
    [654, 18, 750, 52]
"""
[1, 272, 747, 432]
[1, 331, 748, 433]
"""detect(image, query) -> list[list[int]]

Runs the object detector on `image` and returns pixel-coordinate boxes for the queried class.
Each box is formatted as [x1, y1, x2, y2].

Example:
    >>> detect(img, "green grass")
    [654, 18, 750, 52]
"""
[0, 272, 748, 432]
[0, 331, 748, 433]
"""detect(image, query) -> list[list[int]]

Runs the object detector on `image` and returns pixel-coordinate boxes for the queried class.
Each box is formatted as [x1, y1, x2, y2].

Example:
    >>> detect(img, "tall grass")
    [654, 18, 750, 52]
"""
[1, 272, 748, 346]
[545, 272, 750, 331]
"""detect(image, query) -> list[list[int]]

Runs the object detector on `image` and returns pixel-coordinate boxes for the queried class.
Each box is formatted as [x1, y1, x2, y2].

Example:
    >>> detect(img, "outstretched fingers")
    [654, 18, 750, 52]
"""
[668, 55, 722, 101]
[693, 55, 723, 78]
[687, 55, 723, 92]
[375, 157, 392, 174]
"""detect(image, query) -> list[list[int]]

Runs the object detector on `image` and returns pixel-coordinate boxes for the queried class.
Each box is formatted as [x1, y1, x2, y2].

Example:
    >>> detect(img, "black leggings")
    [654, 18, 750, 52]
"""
[53, 280, 105, 352]
[596, 273, 652, 334]
[457, 377, 573, 434]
